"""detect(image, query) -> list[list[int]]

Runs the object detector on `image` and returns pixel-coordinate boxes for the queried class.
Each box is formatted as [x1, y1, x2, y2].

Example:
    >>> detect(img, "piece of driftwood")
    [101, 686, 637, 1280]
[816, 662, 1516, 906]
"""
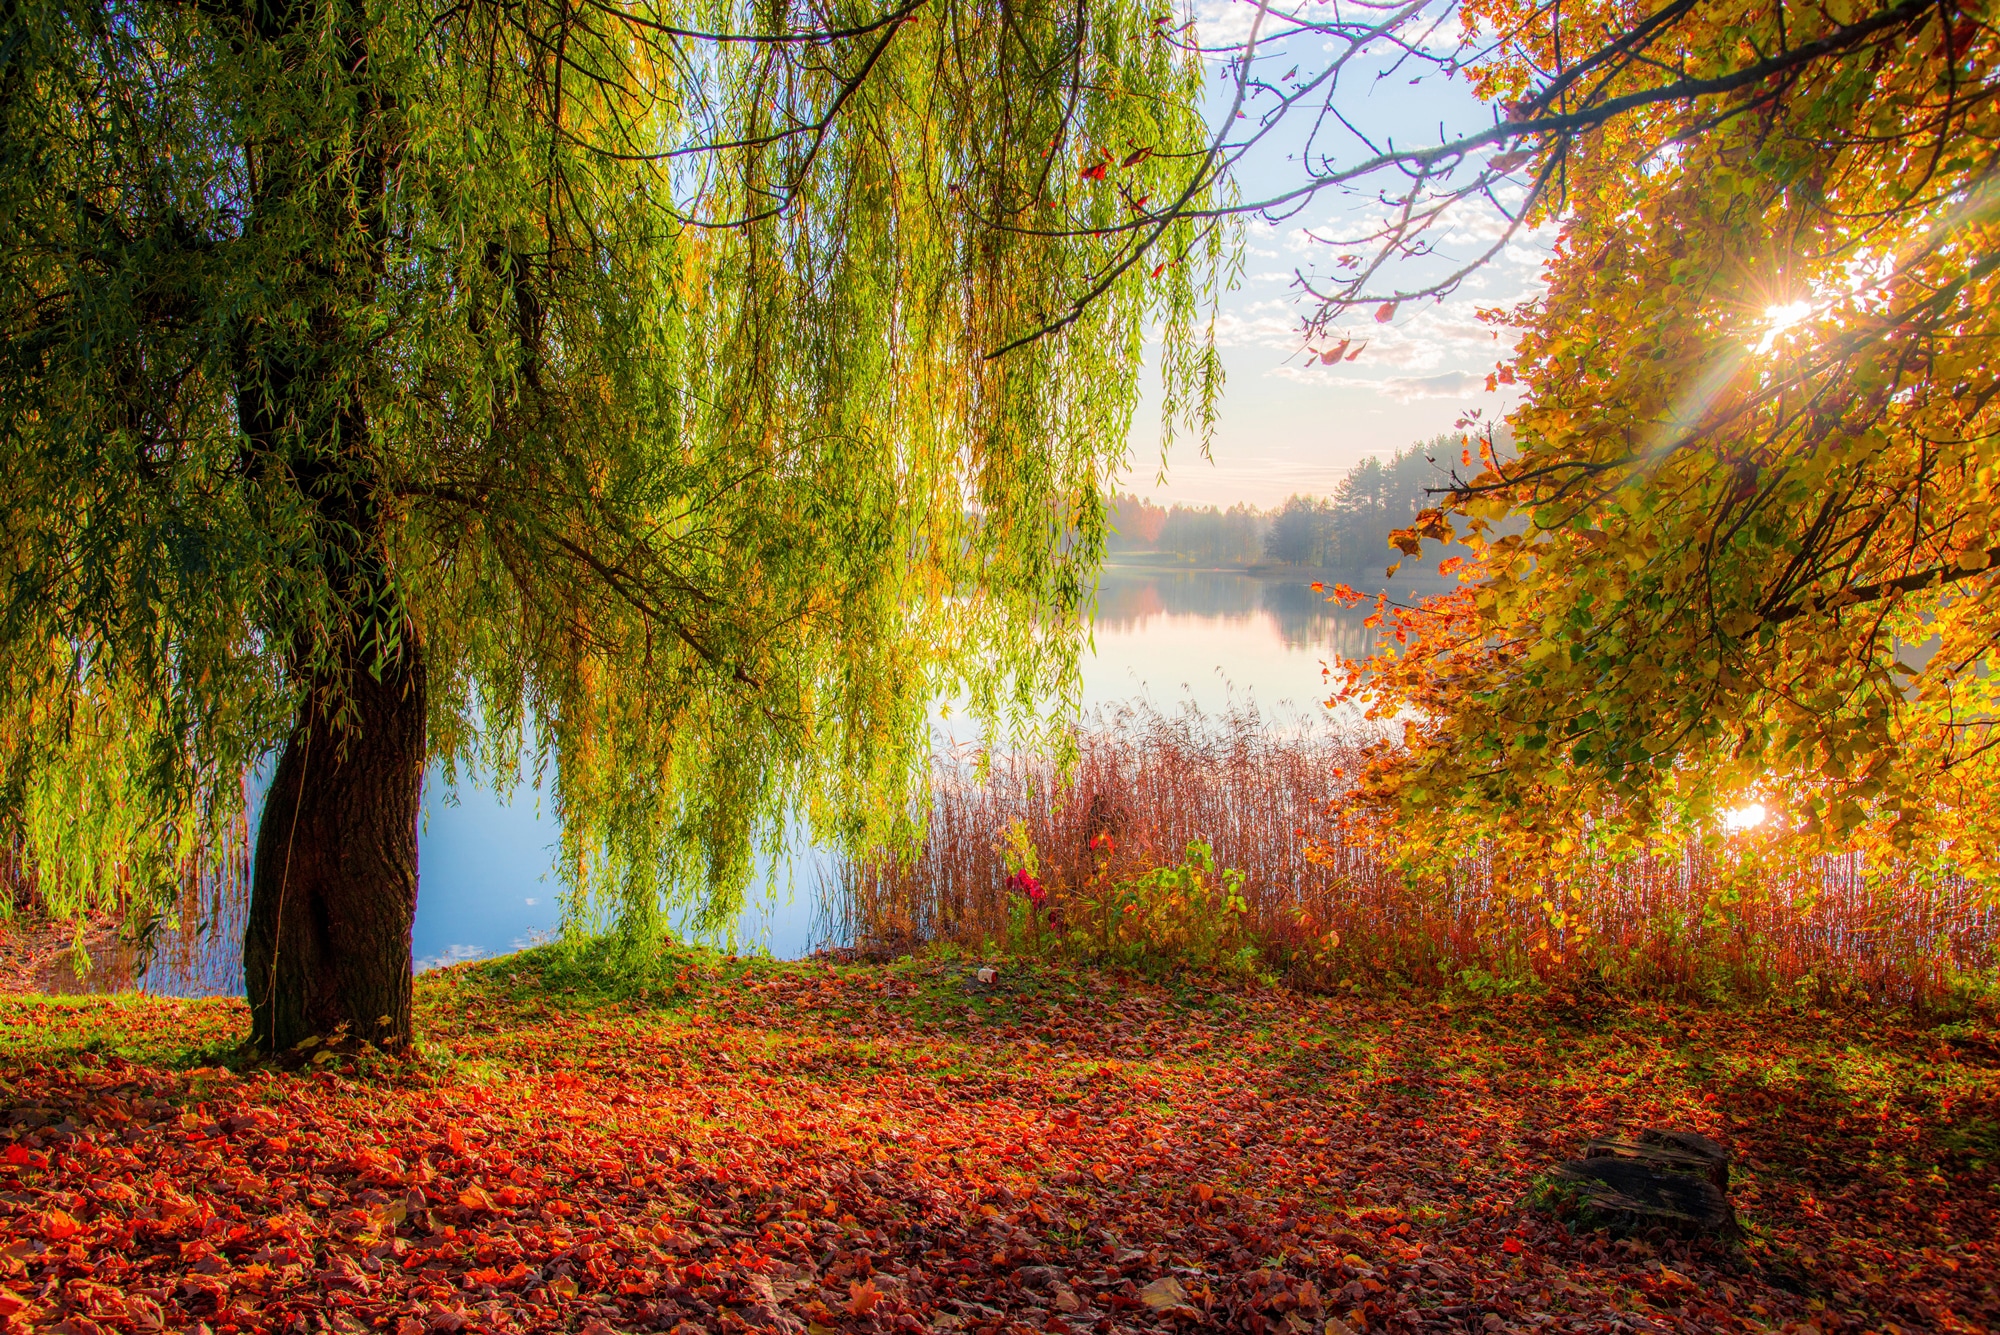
[1545, 1129, 1736, 1237]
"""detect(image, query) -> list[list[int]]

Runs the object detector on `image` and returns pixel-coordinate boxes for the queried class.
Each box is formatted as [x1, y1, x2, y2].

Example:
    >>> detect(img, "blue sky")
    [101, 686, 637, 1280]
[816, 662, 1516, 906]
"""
[1117, 0, 1545, 507]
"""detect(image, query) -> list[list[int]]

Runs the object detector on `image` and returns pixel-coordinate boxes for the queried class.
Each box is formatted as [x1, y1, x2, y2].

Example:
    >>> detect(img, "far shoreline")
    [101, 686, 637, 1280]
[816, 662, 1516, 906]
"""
[1100, 553, 1454, 592]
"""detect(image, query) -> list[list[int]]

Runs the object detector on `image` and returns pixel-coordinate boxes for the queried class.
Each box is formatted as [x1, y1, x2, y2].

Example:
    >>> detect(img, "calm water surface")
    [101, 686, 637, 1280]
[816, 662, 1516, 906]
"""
[135, 566, 1380, 993]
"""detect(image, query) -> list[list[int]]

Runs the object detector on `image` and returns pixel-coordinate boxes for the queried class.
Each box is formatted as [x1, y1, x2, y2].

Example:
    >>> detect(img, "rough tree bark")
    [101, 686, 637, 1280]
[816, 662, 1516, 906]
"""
[245, 632, 426, 1054]
[228, 0, 425, 1055]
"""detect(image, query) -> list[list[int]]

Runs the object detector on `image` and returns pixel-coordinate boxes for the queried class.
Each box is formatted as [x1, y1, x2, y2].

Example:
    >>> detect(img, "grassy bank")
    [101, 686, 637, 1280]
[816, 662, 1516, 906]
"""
[2, 945, 1996, 1333]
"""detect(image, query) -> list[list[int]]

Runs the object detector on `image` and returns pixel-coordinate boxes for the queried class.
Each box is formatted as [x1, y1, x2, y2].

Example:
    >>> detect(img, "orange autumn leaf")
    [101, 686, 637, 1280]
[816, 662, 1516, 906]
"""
[0, 950, 1990, 1334]
[846, 1279, 884, 1316]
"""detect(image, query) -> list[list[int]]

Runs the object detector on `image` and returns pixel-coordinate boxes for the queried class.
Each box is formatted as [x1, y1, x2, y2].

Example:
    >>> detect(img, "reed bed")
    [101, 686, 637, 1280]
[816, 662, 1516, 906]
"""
[825, 702, 2000, 1008]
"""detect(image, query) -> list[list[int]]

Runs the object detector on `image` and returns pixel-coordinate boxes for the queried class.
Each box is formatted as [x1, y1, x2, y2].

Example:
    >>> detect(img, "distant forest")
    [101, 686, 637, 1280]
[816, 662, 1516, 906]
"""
[1108, 437, 1459, 575]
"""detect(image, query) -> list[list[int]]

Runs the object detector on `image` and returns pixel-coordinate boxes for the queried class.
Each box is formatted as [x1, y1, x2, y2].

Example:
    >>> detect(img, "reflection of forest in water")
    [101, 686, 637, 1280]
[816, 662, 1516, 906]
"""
[15, 858, 249, 1001]
[1092, 565, 1434, 655]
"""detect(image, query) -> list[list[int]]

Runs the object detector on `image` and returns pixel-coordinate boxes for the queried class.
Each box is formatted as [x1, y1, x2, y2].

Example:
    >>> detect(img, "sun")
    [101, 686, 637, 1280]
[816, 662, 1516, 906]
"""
[1723, 801, 1767, 831]
[1754, 301, 1815, 353]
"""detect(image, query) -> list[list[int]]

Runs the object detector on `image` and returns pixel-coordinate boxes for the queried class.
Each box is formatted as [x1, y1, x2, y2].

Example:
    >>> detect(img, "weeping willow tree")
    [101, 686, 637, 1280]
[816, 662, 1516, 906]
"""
[0, 0, 1224, 1051]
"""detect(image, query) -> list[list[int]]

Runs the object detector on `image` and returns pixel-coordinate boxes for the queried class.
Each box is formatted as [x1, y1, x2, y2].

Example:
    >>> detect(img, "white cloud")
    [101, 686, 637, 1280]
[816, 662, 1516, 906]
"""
[1210, 300, 1311, 350]
[416, 943, 487, 972]
[1368, 370, 1485, 402]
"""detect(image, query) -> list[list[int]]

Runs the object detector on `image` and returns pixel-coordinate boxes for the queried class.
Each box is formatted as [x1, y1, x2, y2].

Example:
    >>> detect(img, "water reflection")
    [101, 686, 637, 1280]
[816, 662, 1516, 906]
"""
[17, 858, 248, 999]
[1093, 565, 1385, 655]
[61, 562, 1378, 994]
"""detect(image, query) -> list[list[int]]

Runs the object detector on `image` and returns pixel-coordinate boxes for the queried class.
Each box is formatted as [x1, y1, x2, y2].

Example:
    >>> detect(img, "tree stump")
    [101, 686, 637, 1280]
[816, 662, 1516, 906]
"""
[1546, 1129, 1736, 1237]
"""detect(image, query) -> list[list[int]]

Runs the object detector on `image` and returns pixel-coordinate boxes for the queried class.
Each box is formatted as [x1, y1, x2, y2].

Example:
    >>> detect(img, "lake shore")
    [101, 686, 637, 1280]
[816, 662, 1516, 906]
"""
[0, 909, 130, 997]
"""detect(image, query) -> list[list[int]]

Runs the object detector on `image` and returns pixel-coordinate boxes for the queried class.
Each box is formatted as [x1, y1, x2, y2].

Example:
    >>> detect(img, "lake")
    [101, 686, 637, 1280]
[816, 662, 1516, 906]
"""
[128, 564, 1383, 994]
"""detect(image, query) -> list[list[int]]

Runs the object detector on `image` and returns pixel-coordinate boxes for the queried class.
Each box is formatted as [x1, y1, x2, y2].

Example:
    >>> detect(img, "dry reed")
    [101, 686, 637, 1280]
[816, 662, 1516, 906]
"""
[824, 701, 2000, 1008]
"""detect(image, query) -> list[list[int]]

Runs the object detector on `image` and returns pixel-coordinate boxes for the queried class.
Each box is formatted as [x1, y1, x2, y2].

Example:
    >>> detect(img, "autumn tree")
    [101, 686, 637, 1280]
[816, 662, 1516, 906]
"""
[1314, 0, 2000, 876]
[0, 0, 1223, 1051]
[1069, 0, 2000, 877]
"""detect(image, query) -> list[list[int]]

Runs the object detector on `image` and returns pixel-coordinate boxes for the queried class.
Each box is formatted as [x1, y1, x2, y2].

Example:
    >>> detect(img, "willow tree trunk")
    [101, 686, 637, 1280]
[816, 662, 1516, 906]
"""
[229, 0, 425, 1056]
[245, 636, 427, 1054]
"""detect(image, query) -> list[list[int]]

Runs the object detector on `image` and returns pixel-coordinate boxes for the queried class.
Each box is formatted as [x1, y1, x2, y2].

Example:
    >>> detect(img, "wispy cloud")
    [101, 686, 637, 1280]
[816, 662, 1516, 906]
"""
[1368, 370, 1487, 402]
[415, 943, 487, 972]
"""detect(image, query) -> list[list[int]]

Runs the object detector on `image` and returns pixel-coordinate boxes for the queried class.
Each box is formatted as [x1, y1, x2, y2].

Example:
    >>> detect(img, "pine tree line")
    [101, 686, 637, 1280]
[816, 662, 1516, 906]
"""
[1108, 437, 1458, 573]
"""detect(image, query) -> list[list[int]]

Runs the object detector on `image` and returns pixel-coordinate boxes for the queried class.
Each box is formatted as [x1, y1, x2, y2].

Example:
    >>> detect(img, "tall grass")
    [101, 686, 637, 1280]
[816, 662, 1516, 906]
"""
[824, 702, 2000, 1009]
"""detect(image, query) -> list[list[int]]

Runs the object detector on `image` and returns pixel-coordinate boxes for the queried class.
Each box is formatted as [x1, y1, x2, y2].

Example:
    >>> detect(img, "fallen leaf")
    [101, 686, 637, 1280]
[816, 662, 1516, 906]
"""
[2, 953, 1988, 1335]
[847, 1278, 884, 1315]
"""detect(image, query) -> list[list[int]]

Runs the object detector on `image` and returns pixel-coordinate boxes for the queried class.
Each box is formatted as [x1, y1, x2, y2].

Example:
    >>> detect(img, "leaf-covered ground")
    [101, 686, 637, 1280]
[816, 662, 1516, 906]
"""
[2, 953, 1997, 1335]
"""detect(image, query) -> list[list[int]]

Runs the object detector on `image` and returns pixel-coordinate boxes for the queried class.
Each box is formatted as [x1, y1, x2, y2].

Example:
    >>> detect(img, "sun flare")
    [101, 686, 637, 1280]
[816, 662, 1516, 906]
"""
[1723, 801, 1768, 831]
[1755, 301, 1815, 352]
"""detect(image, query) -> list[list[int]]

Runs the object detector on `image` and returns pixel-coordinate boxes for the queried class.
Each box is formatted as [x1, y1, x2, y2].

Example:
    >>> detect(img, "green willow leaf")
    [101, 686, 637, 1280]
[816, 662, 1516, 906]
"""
[0, 0, 1227, 938]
